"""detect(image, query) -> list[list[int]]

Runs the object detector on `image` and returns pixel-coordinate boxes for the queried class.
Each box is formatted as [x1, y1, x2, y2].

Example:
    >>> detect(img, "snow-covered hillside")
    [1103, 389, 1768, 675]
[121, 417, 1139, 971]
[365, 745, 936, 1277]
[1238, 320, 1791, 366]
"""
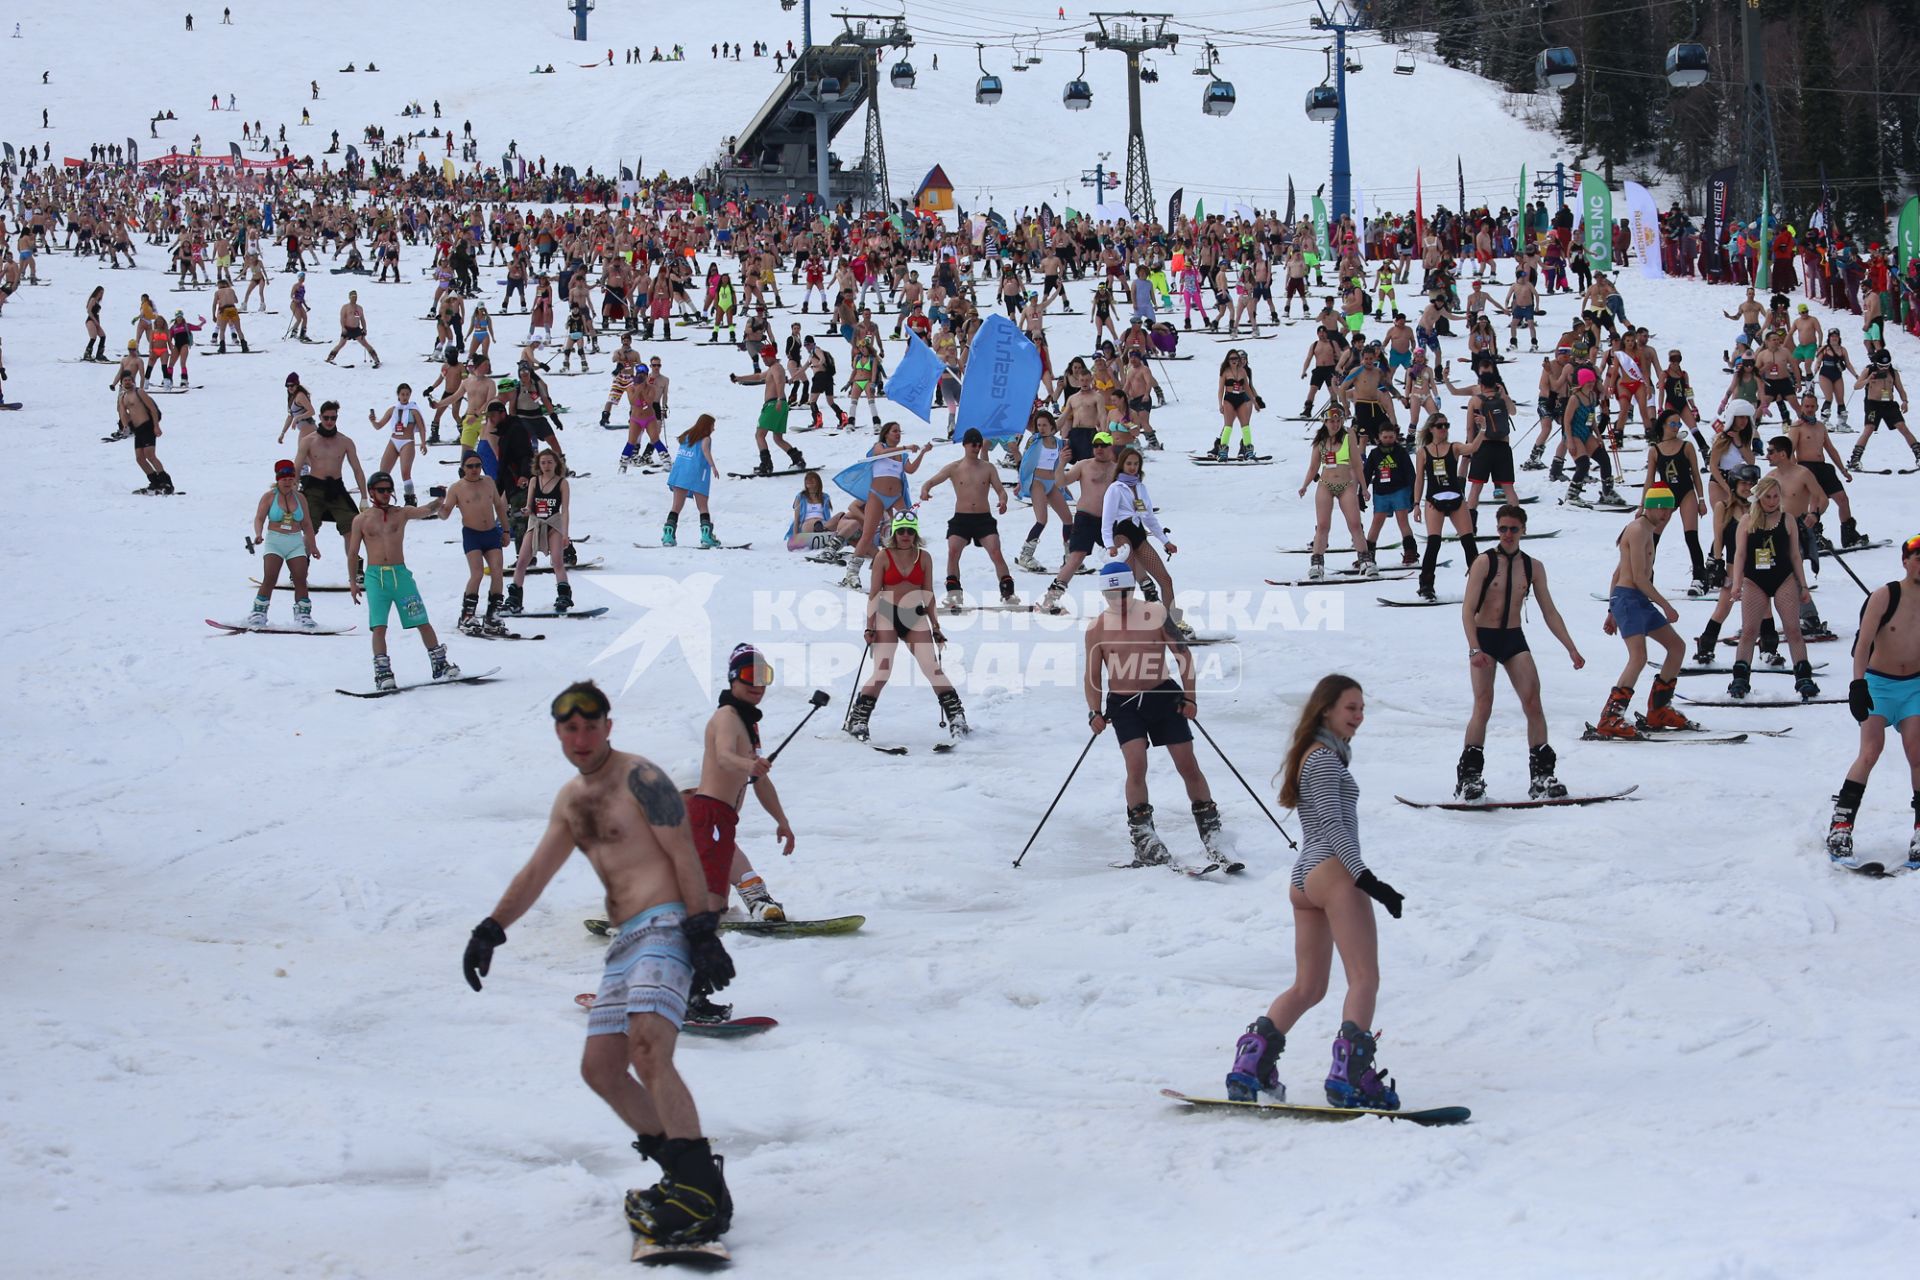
[4, 4, 1918, 1279]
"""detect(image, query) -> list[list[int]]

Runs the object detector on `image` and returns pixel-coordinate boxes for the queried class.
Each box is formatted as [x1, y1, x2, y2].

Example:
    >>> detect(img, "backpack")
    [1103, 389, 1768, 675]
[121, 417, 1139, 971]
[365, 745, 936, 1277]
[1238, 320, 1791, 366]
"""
[1856, 581, 1902, 657]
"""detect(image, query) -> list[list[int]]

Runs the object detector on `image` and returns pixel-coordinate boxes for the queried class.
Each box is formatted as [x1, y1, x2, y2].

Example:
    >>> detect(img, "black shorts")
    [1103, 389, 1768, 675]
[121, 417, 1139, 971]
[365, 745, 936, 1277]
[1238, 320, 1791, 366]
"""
[1804, 459, 1844, 496]
[343, 327, 365, 340]
[1469, 441, 1515, 485]
[1865, 401, 1905, 429]
[1106, 679, 1193, 748]
[946, 512, 999, 547]
[1476, 625, 1530, 665]
[1310, 366, 1334, 388]
[1763, 377, 1794, 400]
[132, 423, 157, 450]
[1067, 425, 1095, 463]
[1110, 518, 1147, 549]
[301, 475, 360, 533]
[1068, 510, 1103, 555]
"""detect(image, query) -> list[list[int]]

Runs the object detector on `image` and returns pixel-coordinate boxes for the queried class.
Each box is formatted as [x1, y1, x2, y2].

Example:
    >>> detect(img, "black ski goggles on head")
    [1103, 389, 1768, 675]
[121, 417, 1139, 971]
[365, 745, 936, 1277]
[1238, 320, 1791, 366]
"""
[550, 687, 611, 723]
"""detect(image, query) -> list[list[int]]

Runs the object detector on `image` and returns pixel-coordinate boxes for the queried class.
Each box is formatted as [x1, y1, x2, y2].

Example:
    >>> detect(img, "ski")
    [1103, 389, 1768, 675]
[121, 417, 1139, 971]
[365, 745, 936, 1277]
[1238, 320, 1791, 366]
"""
[1827, 539, 1897, 556]
[255, 578, 353, 592]
[462, 629, 546, 641]
[336, 667, 501, 698]
[1581, 722, 1747, 744]
[586, 915, 865, 939]
[1110, 858, 1220, 877]
[1377, 596, 1462, 607]
[1265, 571, 1418, 587]
[206, 618, 356, 636]
[1394, 785, 1640, 811]
[1160, 1087, 1470, 1126]
[495, 558, 602, 575]
[509, 606, 609, 619]
[632, 542, 753, 551]
[1633, 714, 1791, 738]
[725, 467, 811, 480]
[1679, 694, 1847, 707]
[870, 742, 957, 756]
[1188, 455, 1275, 466]
[1850, 468, 1920, 476]
[1720, 633, 1840, 645]
[1679, 662, 1826, 676]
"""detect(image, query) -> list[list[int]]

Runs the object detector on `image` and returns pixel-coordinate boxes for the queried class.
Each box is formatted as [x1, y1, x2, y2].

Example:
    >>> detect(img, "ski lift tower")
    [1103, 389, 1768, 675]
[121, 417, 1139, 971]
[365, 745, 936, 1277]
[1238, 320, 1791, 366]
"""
[568, 0, 593, 42]
[1737, 0, 1783, 223]
[834, 12, 914, 210]
[1308, 0, 1372, 221]
[1084, 12, 1179, 221]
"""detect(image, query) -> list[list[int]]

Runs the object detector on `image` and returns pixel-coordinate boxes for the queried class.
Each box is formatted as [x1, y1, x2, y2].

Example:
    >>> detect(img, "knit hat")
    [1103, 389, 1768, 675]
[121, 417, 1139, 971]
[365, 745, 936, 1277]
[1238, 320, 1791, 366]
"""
[1642, 483, 1677, 511]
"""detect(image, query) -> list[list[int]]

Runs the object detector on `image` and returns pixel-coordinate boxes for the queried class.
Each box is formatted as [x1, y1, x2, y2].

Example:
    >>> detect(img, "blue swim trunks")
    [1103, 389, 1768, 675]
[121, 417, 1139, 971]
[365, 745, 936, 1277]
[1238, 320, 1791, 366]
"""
[462, 524, 506, 554]
[1864, 669, 1920, 727]
[1608, 585, 1671, 638]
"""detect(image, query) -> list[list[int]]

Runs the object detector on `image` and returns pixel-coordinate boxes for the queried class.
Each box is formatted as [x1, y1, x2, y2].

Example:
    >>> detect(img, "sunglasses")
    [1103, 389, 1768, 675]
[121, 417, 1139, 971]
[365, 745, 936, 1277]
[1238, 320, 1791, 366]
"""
[462, 461, 482, 470]
[550, 689, 610, 722]
[1497, 524, 1524, 533]
[320, 413, 339, 420]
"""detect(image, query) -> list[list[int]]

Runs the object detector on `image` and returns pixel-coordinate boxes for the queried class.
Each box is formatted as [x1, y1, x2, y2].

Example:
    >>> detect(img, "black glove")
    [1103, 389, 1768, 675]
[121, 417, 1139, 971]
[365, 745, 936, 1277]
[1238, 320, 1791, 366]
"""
[1354, 870, 1404, 919]
[464, 917, 506, 991]
[681, 911, 735, 992]
[1850, 678, 1874, 724]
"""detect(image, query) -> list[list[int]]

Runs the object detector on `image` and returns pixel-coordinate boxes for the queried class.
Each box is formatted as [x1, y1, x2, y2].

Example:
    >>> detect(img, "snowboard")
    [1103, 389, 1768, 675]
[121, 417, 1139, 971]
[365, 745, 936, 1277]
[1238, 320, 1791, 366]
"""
[585, 915, 865, 939]
[255, 578, 352, 593]
[725, 467, 811, 480]
[1160, 1087, 1470, 1127]
[336, 667, 501, 698]
[206, 618, 356, 636]
[630, 1234, 730, 1268]
[1265, 571, 1418, 587]
[1394, 785, 1640, 811]
[1679, 662, 1825, 676]
[1580, 723, 1747, 744]
[1835, 858, 1914, 879]
[491, 558, 602, 575]
[1679, 694, 1846, 707]
[574, 993, 776, 1036]
[1826, 539, 1898, 556]
[632, 542, 753, 551]
[1377, 596, 1461, 607]
[1189, 454, 1275, 466]
[1720, 632, 1840, 645]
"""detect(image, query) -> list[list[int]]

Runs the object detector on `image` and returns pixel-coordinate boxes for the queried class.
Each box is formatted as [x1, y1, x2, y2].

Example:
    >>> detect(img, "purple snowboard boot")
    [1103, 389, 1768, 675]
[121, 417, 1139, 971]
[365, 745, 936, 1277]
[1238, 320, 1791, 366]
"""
[1325, 1020, 1399, 1110]
[1225, 1016, 1285, 1102]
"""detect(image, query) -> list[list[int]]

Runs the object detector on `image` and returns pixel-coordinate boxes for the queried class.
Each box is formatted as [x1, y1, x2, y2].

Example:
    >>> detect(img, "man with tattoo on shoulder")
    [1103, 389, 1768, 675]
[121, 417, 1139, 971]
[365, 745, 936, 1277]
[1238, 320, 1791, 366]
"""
[463, 681, 737, 1248]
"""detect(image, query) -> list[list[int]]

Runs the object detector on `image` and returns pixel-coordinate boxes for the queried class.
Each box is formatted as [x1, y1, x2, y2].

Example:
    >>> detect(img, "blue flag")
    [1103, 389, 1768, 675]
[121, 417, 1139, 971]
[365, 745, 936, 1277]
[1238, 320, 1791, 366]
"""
[954, 314, 1041, 441]
[832, 451, 914, 504]
[885, 332, 942, 422]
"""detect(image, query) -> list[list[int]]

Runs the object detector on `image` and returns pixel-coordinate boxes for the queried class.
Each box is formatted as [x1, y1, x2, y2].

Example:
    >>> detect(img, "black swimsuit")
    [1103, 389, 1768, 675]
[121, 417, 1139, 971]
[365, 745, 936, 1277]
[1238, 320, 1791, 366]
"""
[1474, 548, 1534, 664]
[1423, 446, 1465, 513]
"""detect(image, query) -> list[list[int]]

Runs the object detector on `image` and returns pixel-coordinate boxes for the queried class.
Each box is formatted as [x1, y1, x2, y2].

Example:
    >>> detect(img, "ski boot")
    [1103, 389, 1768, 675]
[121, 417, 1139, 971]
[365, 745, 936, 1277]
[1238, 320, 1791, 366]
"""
[1848, 444, 1866, 471]
[998, 575, 1018, 606]
[1528, 743, 1568, 800]
[736, 873, 785, 923]
[661, 518, 677, 547]
[1726, 660, 1751, 701]
[1416, 584, 1438, 603]
[1306, 554, 1325, 583]
[246, 595, 270, 629]
[1357, 557, 1379, 578]
[503, 583, 524, 616]
[1908, 813, 1920, 872]
[554, 582, 573, 614]
[618, 443, 636, 474]
[943, 582, 965, 613]
[1209, 438, 1228, 461]
[1236, 442, 1256, 461]
[482, 595, 508, 637]
[1192, 799, 1230, 867]
[1693, 619, 1722, 666]
[1826, 784, 1861, 862]
[457, 592, 481, 636]
[1596, 484, 1624, 508]
[1522, 441, 1548, 472]
[937, 688, 970, 738]
[699, 519, 719, 549]
[1225, 1016, 1285, 1102]
[844, 692, 877, 742]
[1593, 685, 1638, 739]
[1125, 803, 1172, 866]
[1793, 658, 1820, 701]
[373, 653, 397, 692]
[1842, 517, 1868, 550]
[293, 599, 317, 631]
[1643, 675, 1696, 730]
[1547, 455, 1565, 483]
[429, 643, 460, 681]
[837, 556, 868, 590]
[1454, 745, 1487, 802]
[1325, 1021, 1399, 1111]
[1016, 538, 1044, 573]
[1036, 580, 1068, 615]
[1686, 575, 1709, 599]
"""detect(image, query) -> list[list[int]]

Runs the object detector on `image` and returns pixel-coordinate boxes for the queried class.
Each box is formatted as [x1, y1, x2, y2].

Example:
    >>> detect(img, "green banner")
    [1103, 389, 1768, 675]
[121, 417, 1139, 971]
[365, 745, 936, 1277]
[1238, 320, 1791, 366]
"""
[1311, 195, 1329, 263]
[1580, 170, 1612, 274]
[1897, 196, 1920, 272]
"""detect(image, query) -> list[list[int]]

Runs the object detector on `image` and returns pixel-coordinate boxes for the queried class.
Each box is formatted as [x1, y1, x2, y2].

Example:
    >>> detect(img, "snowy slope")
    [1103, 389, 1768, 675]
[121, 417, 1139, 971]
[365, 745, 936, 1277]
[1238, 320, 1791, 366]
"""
[5, 5, 1920, 1280]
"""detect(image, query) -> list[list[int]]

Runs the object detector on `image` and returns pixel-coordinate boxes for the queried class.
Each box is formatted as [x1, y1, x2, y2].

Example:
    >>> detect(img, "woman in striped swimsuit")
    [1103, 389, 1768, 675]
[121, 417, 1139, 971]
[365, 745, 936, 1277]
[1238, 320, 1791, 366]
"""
[1225, 674, 1405, 1110]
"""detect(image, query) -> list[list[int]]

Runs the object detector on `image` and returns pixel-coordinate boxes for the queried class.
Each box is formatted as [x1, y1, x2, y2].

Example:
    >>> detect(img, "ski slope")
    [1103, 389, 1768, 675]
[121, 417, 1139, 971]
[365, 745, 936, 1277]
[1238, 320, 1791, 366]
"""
[5, 4, 1919, 1278]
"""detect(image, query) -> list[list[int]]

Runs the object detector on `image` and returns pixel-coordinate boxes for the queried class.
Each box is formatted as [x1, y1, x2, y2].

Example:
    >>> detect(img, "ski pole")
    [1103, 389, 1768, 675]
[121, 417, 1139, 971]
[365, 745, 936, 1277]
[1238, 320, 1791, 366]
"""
[765, 690, 831, 764]
[1013, 729, 1099, 868]
[842, 642, 871, 732]
[1825, 543, 1874, 597]
[1191, 718, 1298, 849]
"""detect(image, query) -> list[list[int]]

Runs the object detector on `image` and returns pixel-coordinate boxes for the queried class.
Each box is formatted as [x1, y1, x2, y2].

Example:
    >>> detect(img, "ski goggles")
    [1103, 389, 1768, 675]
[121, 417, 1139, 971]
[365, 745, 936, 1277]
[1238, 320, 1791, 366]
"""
[550, 685, 612, 723]
[1903, 535, 1920, 559]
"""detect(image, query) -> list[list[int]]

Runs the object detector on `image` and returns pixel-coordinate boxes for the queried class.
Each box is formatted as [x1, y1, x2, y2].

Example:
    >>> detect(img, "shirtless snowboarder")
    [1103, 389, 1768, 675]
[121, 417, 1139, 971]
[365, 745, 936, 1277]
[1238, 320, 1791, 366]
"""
[919, 427, 1017, 609]
[343, 472, 458, 690]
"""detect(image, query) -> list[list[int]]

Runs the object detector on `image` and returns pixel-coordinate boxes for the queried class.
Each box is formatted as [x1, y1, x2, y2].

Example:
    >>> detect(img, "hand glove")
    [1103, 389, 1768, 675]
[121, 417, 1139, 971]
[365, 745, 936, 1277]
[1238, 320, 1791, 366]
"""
[1849, 678, 1874, 724]
[1354, 870, 1404, 919]
[681, 911, 736, 992]
[464, 916, 506, 991]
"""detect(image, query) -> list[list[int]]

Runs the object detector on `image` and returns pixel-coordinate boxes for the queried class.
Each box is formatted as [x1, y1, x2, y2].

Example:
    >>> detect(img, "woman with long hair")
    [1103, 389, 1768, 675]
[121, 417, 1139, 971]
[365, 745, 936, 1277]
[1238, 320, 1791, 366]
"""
[1225, 674, 1403, 1109]
[845, 511, 969, 742]
[1691, 463, 1759, 665]
[1298, 404, 1371, 581]
[508, 449, 572, 613]
[663, 413, 719, 546]
[1724, 473, 1819, 701]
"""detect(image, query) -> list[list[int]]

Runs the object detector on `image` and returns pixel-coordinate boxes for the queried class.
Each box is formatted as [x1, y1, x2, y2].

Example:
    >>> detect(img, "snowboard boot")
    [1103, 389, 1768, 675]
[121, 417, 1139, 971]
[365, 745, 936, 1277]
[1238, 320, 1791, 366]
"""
[1643, 675, 1695, 730]
[554, 582, 573, 614]
[293, 599, 316, 631]
[1693, 618, 1723, 666]
[1358, 556, 1379, 578]
[1325, 1021, 1399, 1110]
[1209, 438, 1228, 461]
[1793, 658, 1821, 701]
[999, 574, 1018, 605]
[1842, 517, 1867, 550]
[785, 448, 807, 470]
[429, 643, 460, 681]
[754, 448, 775, 478]
[1454, 745, 1487, 802]
[246, 595, 270, 629]
[1909, 796, 1920, 871]
[699, 517, 719, 549]
[373, 653, 396, 692]
[1727, 660, 1752, 700]
[844, 692, 877, 742]
[662, 515, 678, 546]
[736, 873, 785, 923]
[152, 471, 176, 495]
[1237, 442, 1256, 461]
[685, 983, 733, 1027]
[599, 407, 611, 428]
[1225, 1016, 1285, 1102]
[240, 338, 250, 354]
[1192, 799, 1229, 866]
[631, 1140, 730, 1245]
[1528, 743, 1568, 800]
[1827, 780, 1864, 861]
[1016, 538, 1044, 572]
[937, 688, 970, 738]
[1125, 803, 1172, 866]
[1596, 484, 1624, 508]
[1593, 685, 1637, 739]
[1400, 536, 1419, 568]
[1911, 440, 1920, 469]
[503, 583, 524, 616]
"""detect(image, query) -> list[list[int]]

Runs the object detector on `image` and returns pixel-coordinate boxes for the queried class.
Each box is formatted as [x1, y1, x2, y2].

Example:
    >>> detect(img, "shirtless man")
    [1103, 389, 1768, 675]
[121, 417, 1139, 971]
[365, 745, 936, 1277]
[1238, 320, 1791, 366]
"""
[729, 362, 806, 476]
[116, 370, 174, 494]
[1039, 430, 1119, 613]
[294, 401, 367, 581]
[325, 289, 381, 367]
[1826, 538, 1920, 871]
[439, 448, 513, 634]
[1723, 287, 1765, 347]
[1300, 329, 1343, 417]
[919, 427, 1017, 609]
[1788, 390, 1861, 548]
[1763, 434, 1835, 641]
[343, 472, 458, 690]
[688, 644, 796, 934]
[1595, 483, 1690, 739]
[461, 680, 735, 1248]
[1849, 349, 1920, 470]
[1504, 273, 1540, 352]
[1454, 503, 1584, 800]
[211, 278, 248, 353]
[113, 340, 147, 393]
[424, 352, 468, 444]
[1083, 558, 1226, 869]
